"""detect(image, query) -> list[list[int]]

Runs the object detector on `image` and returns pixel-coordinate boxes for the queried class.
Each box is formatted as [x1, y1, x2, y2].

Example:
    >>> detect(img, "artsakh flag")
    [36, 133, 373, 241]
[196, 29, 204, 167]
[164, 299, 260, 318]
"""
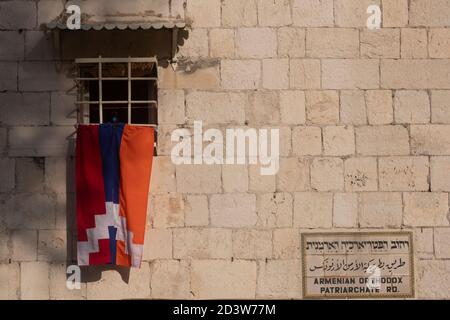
[76, 123, 154, 267]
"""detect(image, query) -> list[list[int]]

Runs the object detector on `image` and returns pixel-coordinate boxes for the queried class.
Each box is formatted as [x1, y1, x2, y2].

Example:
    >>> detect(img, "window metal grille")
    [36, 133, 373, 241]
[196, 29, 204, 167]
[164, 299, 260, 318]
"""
[75, 57, 158, 127]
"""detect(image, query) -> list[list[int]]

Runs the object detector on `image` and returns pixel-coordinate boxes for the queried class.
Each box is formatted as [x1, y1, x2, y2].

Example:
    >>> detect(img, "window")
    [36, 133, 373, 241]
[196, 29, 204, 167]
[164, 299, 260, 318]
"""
[75, 57, 158, 126]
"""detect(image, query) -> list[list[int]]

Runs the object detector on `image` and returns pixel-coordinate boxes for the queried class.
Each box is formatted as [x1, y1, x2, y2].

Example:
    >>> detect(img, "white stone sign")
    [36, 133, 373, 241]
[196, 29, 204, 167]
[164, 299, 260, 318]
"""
[302, 232, 414, 299]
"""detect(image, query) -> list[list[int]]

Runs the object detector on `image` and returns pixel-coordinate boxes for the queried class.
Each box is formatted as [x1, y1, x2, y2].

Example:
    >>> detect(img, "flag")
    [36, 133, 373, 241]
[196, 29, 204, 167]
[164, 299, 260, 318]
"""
[76, 123, 154, 267]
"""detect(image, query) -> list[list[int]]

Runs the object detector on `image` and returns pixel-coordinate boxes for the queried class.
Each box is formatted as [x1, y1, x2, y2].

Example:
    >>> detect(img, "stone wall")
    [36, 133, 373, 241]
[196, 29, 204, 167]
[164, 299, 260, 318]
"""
[1, 0, 450, 299]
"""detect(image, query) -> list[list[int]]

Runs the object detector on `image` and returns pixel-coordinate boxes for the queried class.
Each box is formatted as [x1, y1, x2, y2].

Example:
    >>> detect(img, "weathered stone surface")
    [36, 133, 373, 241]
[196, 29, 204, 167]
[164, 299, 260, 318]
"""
[292, 0, 333, 27]
[381, 60, 450, 89]
[417, 260, 450, 299]
[292, 126, 322, 156]
[221, 60, 261, 90]
[50, 92, 76, 125]
[431, 156, 450, 191]
[246, 91, 280, 125]
[0, 31, 24, 60]
[0, 1, 36, 29]
[249, 164, 276, 193]
[177, 29, 209, 58]
[273, 229, 300, 259]
[431, 91, 450, 123]
[21, 262, 50, 300]
[159, 64, 220, 90]
[435, 228, 450, 258]
[4, 193, 56, 230]
[403, 193, 449, 227]
[186, 0, 221, 27]
[0, 128, 6, 154]
[290, 59, 321, 89]
[379, 157, 429, 191]
[232, 229, 272, 259]
[294, 192, 333, 228]
[173, 228, 232, 259]
[0, 230, 10, 262]
[11, 230, 37, 261]
[344, 157, 378, 192]
[150, 260, 190, 299]
[359, 193, 403, 228]
[25, 31, 55, 61]
[257, 259, 302, 298]
[278, 27, 305, 58]
[322, 59, 379, 89]
[382, 0, 409, 27]
[340, 90, 367, 125]
[176, 165, 221, 194]
[37, 0, 65, 26]
[394, 91, 430, 124]
[16, 158, 45, 192]
[279, 90, 306, 125]
[335, 0, 381, 27]
[236, 28, 277, 58]
[256, 193, 293, 228]
[191, 260, 257, 299]
[311, 158, 344, 192]
[143, 229, 173, 260]
[209, 29, 235, 58]
[411, 125, 450, 155]
[0, 62, 18, 91]
[277, 157, 310, 192]
[401, 29, 428, 59]
[262, 59, 289, 89]
[9, 126, 72, 157]
[306, 90, 339, 125]
[86, 264, 151, 299]
[19, 62, 72, 92]
[323, 126, 355, 156]
[306, 28, 359, 58]
[0, 158, 15, 192]
[415, 228, 434, 259]
[0, 263, 19, 300]
[429, 28, 450, 58]
[38, 230, 66, 262]
[366, 90, 393, 125]
[150, 156, 176, 194]
[361, 29, 400, 58]
[410, 0, 450, 27]
[158, 90, 185, 124]
[184, 195, 209, 226]
[333, 193, 358, 228]
[149, 193, 184, 228]
[186, 91, 246, 125]
[210, 194, 257, 227]
[356, 126, 410, 156]
[221, 0, 257, 27]
[257, 0, 292, 27]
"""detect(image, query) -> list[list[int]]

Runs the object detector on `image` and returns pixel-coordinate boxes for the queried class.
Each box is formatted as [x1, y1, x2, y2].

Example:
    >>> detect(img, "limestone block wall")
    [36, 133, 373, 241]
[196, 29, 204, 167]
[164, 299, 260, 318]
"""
[1, 0, 450, 299]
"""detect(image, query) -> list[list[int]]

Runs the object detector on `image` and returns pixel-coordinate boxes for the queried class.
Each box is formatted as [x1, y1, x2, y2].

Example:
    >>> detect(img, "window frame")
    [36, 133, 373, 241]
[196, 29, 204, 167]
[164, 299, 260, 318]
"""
[75, 56, 158, 127]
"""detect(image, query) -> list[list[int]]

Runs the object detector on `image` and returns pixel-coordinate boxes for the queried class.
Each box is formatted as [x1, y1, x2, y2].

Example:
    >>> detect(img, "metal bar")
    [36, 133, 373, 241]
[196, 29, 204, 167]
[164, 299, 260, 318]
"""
[74, 123, 158, 128]
[75, 77, 158, 81]
[75, 57, 157, 64]
[128, 60, 131, 124]
[75, 100, 158, 104]
[98, 56, 103, 123]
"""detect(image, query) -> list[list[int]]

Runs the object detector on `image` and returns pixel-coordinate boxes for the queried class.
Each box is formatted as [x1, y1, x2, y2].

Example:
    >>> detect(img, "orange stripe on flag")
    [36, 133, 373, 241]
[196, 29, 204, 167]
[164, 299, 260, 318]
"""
[118, 125, 154, 265]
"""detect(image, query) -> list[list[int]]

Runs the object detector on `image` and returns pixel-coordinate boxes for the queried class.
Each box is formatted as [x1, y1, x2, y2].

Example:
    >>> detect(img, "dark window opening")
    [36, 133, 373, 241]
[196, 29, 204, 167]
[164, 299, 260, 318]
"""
[76, 58, 158, 126]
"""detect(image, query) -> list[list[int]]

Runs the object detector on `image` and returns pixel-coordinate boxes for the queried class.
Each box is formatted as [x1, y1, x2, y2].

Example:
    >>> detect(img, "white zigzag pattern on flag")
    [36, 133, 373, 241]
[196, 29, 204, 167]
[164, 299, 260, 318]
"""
[77, 202, 143, 267]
